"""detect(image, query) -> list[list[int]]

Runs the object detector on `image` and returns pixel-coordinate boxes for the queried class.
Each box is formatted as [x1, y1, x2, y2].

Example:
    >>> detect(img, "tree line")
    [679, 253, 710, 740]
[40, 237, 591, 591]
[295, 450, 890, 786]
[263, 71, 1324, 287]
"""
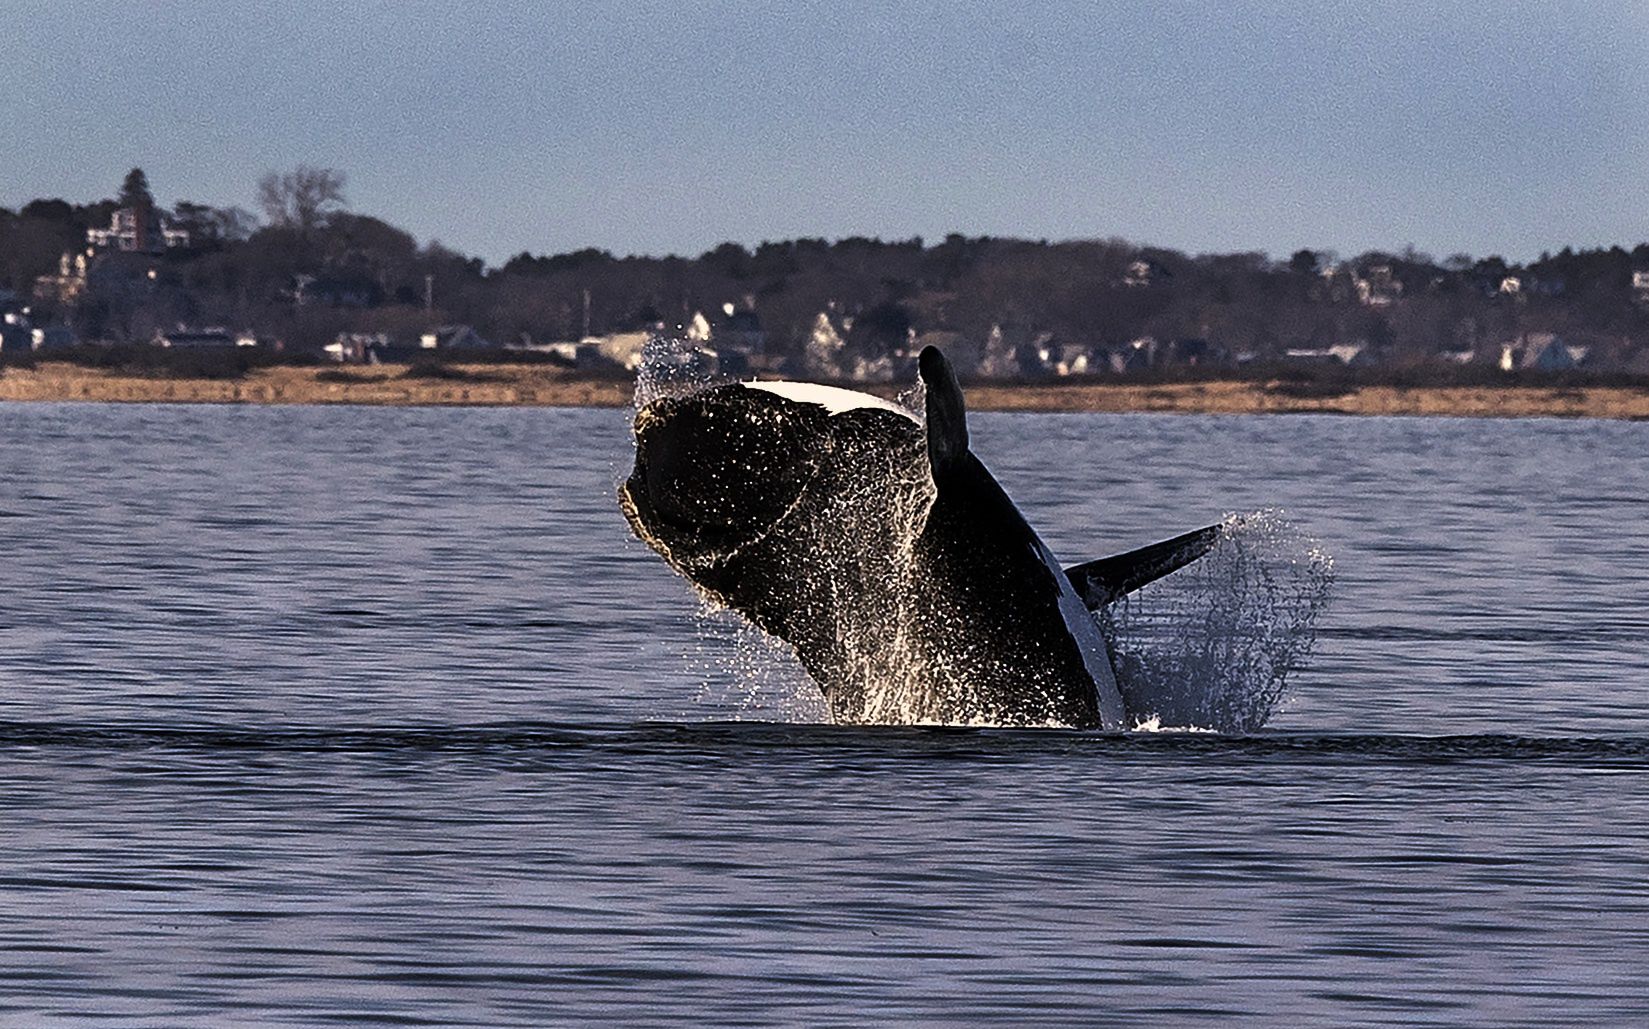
[4, 168, 1648, 373]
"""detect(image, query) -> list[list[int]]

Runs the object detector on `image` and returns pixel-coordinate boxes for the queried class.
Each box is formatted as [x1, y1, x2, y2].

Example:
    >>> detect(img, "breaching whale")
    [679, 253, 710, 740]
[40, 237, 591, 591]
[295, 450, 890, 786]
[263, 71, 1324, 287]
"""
[619, 346, 1220, 730]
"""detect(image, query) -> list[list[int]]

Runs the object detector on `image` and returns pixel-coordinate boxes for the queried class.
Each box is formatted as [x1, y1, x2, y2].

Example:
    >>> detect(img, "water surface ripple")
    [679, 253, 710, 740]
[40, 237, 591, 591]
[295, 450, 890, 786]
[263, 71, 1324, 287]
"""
[1, 403, 1646, 1026]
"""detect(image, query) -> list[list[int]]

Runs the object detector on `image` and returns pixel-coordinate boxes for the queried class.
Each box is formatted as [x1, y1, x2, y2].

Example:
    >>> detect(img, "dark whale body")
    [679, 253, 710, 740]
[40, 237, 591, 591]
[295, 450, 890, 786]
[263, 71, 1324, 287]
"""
[619, 346, 1217, 729]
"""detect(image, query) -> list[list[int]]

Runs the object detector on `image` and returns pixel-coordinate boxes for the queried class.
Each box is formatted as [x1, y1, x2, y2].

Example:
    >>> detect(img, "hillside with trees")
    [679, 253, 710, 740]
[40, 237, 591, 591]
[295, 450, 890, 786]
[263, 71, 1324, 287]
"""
[5, 168, 1649, 379]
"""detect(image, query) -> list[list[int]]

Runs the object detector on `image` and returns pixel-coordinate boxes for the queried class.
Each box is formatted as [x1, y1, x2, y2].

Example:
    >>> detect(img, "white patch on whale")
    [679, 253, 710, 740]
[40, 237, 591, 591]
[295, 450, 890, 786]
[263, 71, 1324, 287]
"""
[1033, 537, 1126, 727]
[743, 381, 919, 421]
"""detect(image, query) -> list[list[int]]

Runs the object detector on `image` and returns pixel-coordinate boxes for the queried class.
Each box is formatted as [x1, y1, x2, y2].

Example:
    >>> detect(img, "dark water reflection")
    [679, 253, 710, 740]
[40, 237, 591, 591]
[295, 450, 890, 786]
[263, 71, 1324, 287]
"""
[1, 403, 1646, 1025]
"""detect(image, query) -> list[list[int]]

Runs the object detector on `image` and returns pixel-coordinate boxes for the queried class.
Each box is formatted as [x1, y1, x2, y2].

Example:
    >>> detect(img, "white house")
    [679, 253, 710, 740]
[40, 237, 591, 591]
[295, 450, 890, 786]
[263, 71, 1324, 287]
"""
[1355, 264, 1403, 307]
[87, 207, 190, 254]
[576, 330, 649, 371]
[155, 324, 244, 349]
[420, 325, 496, 350]
[1285, 344, 1368, 366]
[1499, 333, 1582, 372]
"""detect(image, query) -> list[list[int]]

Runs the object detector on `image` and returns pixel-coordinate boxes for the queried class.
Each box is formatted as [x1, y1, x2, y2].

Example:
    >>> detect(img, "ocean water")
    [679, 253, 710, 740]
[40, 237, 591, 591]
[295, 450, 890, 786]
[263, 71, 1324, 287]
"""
[0, 401, 1646, 1025]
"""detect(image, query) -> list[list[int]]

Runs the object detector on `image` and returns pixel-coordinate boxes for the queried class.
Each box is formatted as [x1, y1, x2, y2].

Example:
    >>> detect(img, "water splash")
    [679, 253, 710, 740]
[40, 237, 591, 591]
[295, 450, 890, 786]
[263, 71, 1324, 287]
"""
[681, 499, 1331, 732]
[1100, 510, 1334, 733]
[632, 335, 731, 411]
[632, 347, 1332, 732]
[828, 439, 938, 724]
[688, 607, 830, 723]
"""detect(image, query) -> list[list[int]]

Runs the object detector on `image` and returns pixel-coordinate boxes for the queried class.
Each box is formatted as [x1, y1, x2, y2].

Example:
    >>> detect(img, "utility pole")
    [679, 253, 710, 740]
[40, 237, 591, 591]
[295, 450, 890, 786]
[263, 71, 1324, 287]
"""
[424, 273, 434, 315]
[582, 288, 592, 338]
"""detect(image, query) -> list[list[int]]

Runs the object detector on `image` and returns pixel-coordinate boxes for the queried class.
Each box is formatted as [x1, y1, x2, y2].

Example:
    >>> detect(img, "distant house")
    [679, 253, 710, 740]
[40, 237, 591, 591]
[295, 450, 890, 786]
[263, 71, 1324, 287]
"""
[572, 330, 648, 371]
[290, 274, 381, 308]
[1028, 335, 1108, 377]
[717, 306, 767, 354]
[1317, 263, 1359, 304]
[643, 340, 725, 379]
[32, 251, 88, 304]
[325, 332, 393, 364]
[572, 341, 612, 370]
[420, 325, 497, 350]
[912, 330, 968, 374]
[1059, 348, 1098, 376]
[87, 207, 189, 254]
[522, 334, 645, 373]
[1002, 332, 1130, 379]
[688, 304, 768, 355]
[0, 308, 33, 353]
[1027, 333, 1061, 377]
[1284, 344, 1369, 366]
[804, 311, 847, 377]
[155, 327, 246, 348]
[1102, 337, 1158, 374]
[30, 326, 78, 350]
[1497, 275, 1523, 296]
[1499, 333, 1583, 372]
[1165, 337, 1227, 366]
[972, 324, 1011, 378]
[846, 349, 919, 383]
[1355, 264, 1403, 307]
[1122, 258, 1171, 288]
[1633, 270, 1649, 306]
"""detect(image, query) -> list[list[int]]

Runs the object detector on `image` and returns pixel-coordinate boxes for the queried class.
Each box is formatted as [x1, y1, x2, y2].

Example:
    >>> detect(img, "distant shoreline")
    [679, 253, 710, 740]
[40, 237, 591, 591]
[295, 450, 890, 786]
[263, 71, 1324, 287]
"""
[2, 363, 1648, 420]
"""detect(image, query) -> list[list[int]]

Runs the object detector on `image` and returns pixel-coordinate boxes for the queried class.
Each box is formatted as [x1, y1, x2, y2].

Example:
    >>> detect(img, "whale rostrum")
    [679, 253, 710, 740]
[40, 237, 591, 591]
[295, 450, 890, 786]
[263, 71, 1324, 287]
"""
[619, 345, 1219, 729]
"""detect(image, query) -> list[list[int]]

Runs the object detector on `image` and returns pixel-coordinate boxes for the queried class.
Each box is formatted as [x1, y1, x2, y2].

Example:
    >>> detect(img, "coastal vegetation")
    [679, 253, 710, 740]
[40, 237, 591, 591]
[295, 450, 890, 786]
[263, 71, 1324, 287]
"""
[5, 167, 1649, 397]
[2, 359, 1646, 421]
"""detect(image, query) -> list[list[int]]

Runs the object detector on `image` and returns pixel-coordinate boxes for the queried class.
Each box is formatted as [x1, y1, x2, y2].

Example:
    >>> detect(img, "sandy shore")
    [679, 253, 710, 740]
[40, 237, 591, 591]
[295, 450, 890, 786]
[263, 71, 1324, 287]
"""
[2, 362, 1648, 419]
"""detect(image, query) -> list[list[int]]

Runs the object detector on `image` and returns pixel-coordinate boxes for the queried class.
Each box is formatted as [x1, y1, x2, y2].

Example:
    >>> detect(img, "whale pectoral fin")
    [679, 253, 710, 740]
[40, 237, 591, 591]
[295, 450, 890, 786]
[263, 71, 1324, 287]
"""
[1065, 523, 1223, 608]
[918, 345, 969, 474]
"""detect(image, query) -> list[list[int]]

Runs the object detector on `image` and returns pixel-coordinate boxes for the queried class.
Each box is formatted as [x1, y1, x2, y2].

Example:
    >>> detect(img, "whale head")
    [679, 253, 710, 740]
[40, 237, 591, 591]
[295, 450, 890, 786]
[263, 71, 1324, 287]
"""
[620, 385, 828, 572]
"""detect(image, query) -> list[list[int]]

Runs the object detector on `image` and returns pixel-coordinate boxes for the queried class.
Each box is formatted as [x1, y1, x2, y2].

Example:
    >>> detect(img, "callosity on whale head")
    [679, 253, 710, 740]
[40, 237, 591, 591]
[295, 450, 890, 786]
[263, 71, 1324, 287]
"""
[619, 346, 1219, 729]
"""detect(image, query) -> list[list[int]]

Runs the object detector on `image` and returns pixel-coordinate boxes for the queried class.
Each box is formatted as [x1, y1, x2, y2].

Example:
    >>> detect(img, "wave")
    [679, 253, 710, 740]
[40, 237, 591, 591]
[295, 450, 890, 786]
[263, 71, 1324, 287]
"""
[1321, 623, 1649, 644]
[1, 720, 1645, 766]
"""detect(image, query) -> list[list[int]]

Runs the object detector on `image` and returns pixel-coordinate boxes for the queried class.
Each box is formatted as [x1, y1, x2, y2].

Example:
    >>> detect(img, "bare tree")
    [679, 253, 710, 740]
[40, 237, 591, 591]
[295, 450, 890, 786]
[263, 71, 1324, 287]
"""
[257, 166, 346, 233]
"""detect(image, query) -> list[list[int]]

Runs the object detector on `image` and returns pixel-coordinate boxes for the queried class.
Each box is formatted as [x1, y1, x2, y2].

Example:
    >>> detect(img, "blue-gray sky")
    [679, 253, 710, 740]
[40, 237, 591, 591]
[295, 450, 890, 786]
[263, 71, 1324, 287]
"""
[8, 0, 1647, 265]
